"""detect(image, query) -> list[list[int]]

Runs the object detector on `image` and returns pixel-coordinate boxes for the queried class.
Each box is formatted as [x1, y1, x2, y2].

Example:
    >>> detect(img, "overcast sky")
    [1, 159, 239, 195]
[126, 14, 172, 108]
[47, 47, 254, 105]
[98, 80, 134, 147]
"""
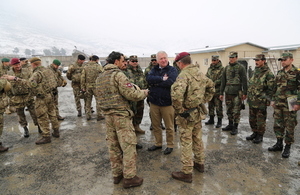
[2, 0, 300, 55]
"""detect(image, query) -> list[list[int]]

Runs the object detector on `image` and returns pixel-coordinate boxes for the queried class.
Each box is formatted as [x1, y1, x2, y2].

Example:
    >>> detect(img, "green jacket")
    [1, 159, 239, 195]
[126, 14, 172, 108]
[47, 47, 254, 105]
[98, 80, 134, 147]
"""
[220, 62, 248, 95]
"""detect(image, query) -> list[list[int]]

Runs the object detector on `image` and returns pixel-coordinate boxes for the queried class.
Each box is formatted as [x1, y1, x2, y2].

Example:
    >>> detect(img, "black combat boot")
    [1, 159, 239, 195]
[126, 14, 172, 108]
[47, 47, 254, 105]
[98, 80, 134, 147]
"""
[246, 132, 257, 140]
[253, 134, 263, 144]
[215, 118, 222, 128]
[24, 126, 29, 138]
[230, 123, 238, 135]
[282, 144, 291, 158]
[205, 116, 214, 125]
[268, 138, 283, 151]
[222, 120, 233, 131]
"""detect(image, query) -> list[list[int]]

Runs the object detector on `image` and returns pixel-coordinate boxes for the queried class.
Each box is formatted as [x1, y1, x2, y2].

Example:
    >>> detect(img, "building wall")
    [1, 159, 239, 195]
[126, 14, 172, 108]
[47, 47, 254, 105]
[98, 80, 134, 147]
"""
[190, 43, 267, 74]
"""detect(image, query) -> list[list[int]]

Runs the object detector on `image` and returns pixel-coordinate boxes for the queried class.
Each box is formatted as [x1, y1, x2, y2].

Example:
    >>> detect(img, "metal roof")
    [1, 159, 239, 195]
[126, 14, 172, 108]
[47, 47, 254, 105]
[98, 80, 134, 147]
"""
[186, 42, 268, 54]
[268, 44, 300, 51]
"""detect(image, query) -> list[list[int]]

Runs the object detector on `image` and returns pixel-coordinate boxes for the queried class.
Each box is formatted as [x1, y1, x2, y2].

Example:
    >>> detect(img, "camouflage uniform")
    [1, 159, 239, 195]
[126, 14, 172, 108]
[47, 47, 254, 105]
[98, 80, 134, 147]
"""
[96, 63, 147, 179]
[171, 64, 215, 174]
[206, 60, 224, 119]
[272, 64, 300, 144]
[127, 64, 147, 126]
[67, 61, 85, 114]
[19, 65, 59, 138]
[0, 78, 10, 149]
[248, 64, 274, 136]
[81, 61, 103, 119]
[48, 64, 67, 119]
[220, 62, 248, 124]
[7, 68, 38, 128]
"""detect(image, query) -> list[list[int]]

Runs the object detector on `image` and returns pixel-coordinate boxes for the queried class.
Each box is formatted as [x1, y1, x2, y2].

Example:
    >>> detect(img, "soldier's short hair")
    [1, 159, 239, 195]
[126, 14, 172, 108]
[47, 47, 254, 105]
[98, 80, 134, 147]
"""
[179, 55, 192, 65]
[107, 51, 124, 64]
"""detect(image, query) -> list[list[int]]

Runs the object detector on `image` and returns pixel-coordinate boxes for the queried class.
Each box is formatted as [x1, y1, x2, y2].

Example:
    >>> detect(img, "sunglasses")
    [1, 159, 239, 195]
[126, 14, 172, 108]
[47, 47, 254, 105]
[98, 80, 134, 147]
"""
[131, 60, 138, 63]
[212, 59, 218, 61]
[151, 59, 157, 61]
[280, 59, 287, 61]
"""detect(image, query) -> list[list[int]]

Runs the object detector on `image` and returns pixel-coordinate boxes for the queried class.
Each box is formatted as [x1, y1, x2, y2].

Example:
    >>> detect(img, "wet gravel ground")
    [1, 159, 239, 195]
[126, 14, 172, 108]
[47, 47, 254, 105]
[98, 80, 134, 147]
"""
[0, 79, 300, 195]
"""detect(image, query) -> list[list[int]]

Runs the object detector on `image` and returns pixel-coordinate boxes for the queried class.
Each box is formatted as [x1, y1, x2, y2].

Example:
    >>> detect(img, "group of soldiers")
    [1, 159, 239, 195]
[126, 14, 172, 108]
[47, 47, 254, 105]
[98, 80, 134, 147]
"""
[205, 52, 300, 160]
[0, 50, 299, 188]
[0, 57, 66, 149]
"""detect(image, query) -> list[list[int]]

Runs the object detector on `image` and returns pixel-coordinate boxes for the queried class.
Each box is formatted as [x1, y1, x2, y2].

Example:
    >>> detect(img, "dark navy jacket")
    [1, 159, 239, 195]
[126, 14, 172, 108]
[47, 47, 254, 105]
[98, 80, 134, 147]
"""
[146, 64, 178, 106]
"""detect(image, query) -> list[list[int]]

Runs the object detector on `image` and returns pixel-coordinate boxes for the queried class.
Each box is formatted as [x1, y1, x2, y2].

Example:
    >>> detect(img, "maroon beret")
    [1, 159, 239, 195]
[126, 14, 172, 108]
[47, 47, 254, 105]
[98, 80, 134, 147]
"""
[10, 58, 20, 65]
[175, 52, 190, 62]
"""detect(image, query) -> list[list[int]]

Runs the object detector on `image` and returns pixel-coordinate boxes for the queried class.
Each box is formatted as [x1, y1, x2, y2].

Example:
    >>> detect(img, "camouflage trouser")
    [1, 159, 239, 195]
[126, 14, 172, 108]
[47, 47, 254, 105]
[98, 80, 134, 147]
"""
[225, 94, 242, 123]
[35, 94, 59, 138]
[208, 94, 223, 118]
[0, 110, 4, 140]
[249, 107, 267, 135]
[176, 114, 204, 174]
[132, 100, 144, 125]
[72, 83, 86, 112]
[85, 87, 102, 118]
[53, 89, 61, 117]
[273, 105, 298, 144]
[105, 114, 137, 179]
[16, 98, 38, 127]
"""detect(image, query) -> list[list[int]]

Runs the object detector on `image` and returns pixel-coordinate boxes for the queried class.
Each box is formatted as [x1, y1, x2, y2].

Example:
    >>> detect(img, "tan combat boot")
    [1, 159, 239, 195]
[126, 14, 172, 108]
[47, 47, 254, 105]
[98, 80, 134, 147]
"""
[57, 115, 65, 120]
[52, 130, 60, 138]
[193, 162, 204, 173]
[171, 171, 192, 183]
[35, 137, 51, 145]
[123, 175, 143, 188]
[134, 124, 145, 134]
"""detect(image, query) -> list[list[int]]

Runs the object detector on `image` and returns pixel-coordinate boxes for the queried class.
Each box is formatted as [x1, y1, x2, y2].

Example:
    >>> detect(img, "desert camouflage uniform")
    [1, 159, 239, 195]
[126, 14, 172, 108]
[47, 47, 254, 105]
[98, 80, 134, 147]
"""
[272, 65, 300, 144]
[0, 79, 10, 143]
[19, 66, 59, 138]
[171, 64, 215, 174]
[67, 62, 85, 113]
[206, 61, 224, 118]
[7, 68, 38, 128]
[96, 64, 147, 179]
[81, 61, 103, 119]
[248, 64, 274, 135]
[220, 62, 248, 123]
[48, 64, 67, 118]
[127, 65, 147, 125]
[1, 63, 12, 114]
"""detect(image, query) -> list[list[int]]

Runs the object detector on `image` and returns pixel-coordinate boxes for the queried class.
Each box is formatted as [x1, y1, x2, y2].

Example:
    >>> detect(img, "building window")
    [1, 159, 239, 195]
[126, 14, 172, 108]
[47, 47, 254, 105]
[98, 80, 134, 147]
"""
[204, 58, 208, 65]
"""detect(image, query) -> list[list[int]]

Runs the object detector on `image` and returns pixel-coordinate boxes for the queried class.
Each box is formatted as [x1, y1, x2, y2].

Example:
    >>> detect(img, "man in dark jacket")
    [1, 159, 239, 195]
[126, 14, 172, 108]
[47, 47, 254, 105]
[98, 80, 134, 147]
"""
[146, 51, 178, 155]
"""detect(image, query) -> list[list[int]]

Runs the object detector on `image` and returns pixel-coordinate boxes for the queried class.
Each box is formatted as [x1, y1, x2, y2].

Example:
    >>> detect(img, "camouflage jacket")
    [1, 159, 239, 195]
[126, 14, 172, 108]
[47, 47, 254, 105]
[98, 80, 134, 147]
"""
[95, 64, 147, 116]
[67, 62, 84, 84]
[247, 64, 275, 108]
[0, 78, 9, 111]
[0, 64, 10, 76]
[49, 64, 66, 88]
[6, 68, 33, 107]
[81, 61, 103, 89]
[144, 62, 154, 78]
[18, 66, 56, 97]
[171, 64, 215, 119]
[206, 61, 224, 95]
[272, 64, 300, 106]
[127, 64, 147, 89]
[220, 62, 248, 95]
